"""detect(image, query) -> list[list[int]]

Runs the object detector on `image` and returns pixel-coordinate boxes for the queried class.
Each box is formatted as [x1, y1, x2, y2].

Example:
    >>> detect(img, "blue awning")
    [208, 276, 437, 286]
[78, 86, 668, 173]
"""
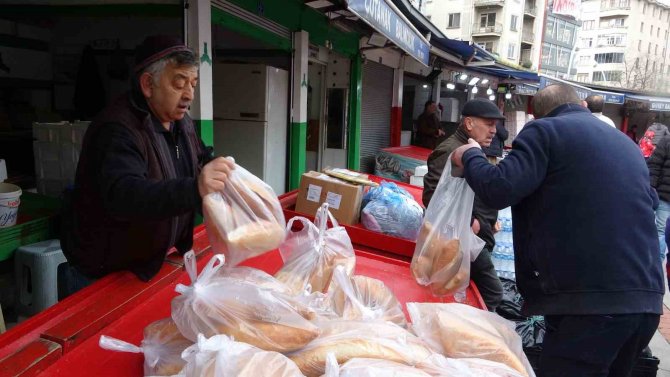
[539, 75, 625, 104]
[470, 66, 539, 81]
[347, 0, 430, 66]
[627, 95, 670, 112]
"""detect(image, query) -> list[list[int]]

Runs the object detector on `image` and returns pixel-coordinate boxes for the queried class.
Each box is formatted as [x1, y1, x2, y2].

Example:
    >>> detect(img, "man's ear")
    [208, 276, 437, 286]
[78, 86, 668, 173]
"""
[581, 100, 588, 108]
[139, 72, 153, 98]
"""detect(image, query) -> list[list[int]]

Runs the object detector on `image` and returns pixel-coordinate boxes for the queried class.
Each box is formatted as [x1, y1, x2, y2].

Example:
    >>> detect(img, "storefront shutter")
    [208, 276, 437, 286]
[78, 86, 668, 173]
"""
[360, 60, 393, 173]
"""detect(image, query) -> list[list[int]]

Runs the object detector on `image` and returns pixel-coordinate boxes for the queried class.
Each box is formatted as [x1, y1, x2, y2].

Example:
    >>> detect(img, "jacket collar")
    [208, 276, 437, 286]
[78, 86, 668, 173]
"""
[454, 126, 470, 143]
[545, 103, 590, 118]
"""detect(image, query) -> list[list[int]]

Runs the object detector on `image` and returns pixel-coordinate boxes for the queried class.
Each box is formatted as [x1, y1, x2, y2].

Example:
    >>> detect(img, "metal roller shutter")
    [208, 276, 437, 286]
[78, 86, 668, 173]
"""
[360, 60, 393, 173]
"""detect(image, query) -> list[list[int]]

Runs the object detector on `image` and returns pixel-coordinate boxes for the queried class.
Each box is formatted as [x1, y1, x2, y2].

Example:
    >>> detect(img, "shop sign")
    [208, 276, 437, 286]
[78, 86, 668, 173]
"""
[651, 102, 670, 111]
[347, 0, 430, 66]
[594, 91, 625, 105]
[514, 84, 538, 96]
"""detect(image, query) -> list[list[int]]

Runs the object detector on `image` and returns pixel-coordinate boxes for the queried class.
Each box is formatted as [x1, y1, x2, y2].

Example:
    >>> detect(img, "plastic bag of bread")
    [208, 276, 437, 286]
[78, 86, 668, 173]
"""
[171, 251, 320, 353]
[288, 320, 434, 377]
[417, 353, 527, 377]
[181, 334, 305, 377]
[328, 265, 406, 327]
[275, 203, 355, 295]
[410, 154, 485, 298]
[202, 160, 286, 266]
[323, 353, 432, 377]
[98, 318, 192, 376]
[407, 303, 535, 377]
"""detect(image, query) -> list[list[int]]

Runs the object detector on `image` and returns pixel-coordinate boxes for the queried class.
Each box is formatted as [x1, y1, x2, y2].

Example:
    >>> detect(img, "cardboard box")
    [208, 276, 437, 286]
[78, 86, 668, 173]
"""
[295, 171, 365, 225]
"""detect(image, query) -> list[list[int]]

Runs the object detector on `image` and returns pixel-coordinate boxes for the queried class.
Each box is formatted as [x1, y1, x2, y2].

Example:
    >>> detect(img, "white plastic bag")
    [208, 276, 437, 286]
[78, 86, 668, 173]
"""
[99, 318, 192, 376]
[180, 334, 305, 377]
[288, 320, 434, 377]
[203, 161, 286, 266]
[407, 303, 535, 377]
[411, 153, 485, 297]
[328, 265, 407, 327]
[171, 251, 320, 353]
[275, 203, 355, 294]
[323, 355, 432, 377]
[417, 353, 527, 377]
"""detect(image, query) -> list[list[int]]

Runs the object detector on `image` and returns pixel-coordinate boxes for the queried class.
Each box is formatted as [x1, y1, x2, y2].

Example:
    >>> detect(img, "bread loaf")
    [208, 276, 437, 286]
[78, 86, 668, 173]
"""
[408, 303, 530, 377]
[172, 278, 320, 353]
[288, 320, 432, 377]
[225, 220, 285, 253]
[142, 318, 192, 376]
[275, 247, 355, 295]
[330, 275, 407, 326]
[336, 358, 432, 377]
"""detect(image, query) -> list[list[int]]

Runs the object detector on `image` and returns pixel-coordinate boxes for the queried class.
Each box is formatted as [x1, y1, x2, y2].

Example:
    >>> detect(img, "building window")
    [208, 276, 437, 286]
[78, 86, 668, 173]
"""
[593, 71, 623, 81]
[650, 24, 654, 35]
[640, 22, 644, 33]
[579, 55, 591, 65]
[638, 40, 642, 51]
[576, 73, 589, 82]
[653, 61, 657, 72]
[510, 15, 518, 31]
[583, 20, 595, 30]
[598, 34, 626, 46]
[657, 27, 660, 38]
[653, 6, 656, 17]
[476, 41, 496, 53]
[594, 52, 624, 63]
[643, 3, 646, 14]
[508, 43, 516, 59]
[545, 17, 555, 38]
[448, 13, 461, 28]
[480, 13, 497, 27]
[656, 45, 659, 54]
[667, 66, 670, 74]
[648, 43, 651, 53]
[600, 17, 625, 28]
[583, 38, 593, 48]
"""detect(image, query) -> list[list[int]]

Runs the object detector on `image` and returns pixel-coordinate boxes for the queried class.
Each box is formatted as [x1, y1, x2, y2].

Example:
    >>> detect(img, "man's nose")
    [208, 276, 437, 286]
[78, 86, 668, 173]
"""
[183, 84, 194, 101]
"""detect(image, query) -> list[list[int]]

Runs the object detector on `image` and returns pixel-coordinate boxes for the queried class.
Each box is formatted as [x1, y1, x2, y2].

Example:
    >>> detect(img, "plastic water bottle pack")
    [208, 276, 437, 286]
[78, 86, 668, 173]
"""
[492, 207, 515, 280]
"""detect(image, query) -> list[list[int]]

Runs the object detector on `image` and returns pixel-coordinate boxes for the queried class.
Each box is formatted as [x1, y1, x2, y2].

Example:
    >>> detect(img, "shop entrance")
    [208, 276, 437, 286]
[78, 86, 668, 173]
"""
[306, 52, 349, 171]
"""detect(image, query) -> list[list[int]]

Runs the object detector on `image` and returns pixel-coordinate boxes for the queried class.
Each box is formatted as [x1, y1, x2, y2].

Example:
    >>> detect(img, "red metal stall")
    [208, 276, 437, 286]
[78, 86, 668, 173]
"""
[279, 174, 423, 259]
[0, 225, 485, 377]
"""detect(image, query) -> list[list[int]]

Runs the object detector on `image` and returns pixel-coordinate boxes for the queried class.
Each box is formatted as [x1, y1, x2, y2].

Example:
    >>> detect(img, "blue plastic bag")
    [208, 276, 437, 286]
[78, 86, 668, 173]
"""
[360, 182, 424, 240]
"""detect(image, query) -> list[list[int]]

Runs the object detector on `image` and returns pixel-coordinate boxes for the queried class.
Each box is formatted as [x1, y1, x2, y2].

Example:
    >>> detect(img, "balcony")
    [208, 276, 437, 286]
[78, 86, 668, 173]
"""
[524, 6, 537, 17]
[474, 0, 505, 7]
[599, 5, 631, 16]
[472, 23, 503, 36]
[522, 30, 535, 44]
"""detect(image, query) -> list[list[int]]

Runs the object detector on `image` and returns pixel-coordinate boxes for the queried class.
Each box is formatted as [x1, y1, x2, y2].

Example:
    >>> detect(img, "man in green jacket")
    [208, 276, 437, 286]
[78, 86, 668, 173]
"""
[422, 98, 505, 311]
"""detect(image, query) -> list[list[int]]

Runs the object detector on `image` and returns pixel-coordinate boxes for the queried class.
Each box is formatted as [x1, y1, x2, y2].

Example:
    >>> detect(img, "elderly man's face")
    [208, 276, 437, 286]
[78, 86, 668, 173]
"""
[464, 116, 497, 147]
[144, 62, 198, 124]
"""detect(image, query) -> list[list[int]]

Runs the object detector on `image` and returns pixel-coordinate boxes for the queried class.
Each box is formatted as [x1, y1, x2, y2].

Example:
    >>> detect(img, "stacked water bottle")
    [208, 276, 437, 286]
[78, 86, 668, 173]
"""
[492, 207, 515, 280]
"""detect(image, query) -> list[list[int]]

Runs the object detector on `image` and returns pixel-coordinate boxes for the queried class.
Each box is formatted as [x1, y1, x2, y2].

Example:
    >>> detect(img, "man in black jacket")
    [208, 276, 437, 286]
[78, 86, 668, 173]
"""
[452, 84, 663, 377]
[60, 36, 235, 296]
[423, 98, 505, 311]
[481, 120, 508, 164]
[414, 100, 445, 149]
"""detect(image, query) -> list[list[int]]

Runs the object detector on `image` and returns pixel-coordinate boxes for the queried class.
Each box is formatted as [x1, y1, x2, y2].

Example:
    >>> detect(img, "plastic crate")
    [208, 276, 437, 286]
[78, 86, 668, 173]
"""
[523, 347, 659, 376]
[0, 193, 61, 261]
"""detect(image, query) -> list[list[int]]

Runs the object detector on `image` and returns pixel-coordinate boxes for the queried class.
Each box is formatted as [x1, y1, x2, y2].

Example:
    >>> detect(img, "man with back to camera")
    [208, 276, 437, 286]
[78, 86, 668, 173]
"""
[585, 94, 616, 128]
[60, 36, 235, 296]
[422, 98, 505, 312]
[451, 84, 663, 376]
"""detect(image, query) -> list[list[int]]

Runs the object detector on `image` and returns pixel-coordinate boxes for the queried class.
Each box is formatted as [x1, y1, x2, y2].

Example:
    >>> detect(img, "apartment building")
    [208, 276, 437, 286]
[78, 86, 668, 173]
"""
[539, 10, 581, 78]
[574, 0, 670, 92]
[422, 0, 546, 69]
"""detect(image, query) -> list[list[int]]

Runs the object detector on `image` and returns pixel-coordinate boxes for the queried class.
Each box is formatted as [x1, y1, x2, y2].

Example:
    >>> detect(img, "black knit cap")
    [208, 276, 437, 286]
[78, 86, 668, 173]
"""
[462, 98, 506, 120]
[134, 35, 191, 73]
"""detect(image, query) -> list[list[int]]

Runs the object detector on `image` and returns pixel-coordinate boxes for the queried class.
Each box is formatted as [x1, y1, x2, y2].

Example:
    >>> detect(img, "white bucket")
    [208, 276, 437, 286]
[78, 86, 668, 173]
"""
[0, 183, 22, 228]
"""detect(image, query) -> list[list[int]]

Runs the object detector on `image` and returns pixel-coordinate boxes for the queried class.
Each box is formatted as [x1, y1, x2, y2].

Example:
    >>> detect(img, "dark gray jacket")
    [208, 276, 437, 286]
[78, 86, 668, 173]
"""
[648, 135, 670, 202]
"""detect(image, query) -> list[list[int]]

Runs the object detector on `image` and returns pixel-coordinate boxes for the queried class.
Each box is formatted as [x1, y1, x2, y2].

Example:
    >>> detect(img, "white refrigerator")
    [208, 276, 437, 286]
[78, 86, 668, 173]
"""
[213, 63, 288, 194]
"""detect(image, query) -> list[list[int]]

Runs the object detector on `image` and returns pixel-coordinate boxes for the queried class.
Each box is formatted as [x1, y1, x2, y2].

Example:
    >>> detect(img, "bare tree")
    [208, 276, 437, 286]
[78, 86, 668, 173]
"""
[618, 53, 669, 92]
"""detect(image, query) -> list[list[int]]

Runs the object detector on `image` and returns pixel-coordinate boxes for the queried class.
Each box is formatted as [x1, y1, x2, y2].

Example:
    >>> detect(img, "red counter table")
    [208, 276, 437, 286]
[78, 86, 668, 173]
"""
[279, 174, 424, 259]
[0, 225, 485, 376]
